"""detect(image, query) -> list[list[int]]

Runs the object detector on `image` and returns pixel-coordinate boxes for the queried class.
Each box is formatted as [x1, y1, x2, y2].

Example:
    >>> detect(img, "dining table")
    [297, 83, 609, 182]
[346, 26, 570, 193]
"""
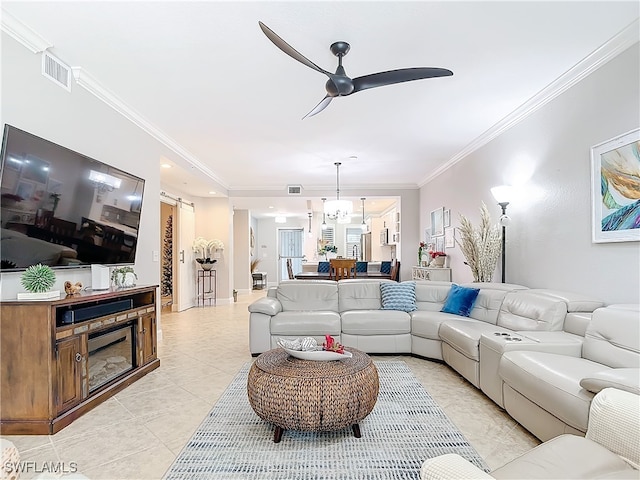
[294, 272, 392, 280]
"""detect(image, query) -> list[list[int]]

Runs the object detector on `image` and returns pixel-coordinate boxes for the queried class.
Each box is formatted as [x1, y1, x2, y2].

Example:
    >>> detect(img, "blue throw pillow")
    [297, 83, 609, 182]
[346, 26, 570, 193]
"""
[380, 281, 417, 312]
[441, 284, 480, 317]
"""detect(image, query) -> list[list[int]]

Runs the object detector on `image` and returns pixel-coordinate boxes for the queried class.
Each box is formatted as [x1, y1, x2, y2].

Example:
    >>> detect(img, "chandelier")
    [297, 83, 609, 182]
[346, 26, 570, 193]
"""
[324, 162, 352, 223]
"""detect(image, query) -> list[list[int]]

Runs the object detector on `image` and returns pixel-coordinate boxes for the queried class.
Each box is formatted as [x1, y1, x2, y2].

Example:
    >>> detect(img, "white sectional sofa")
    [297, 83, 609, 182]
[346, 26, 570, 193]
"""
[248, 279, 640, 442]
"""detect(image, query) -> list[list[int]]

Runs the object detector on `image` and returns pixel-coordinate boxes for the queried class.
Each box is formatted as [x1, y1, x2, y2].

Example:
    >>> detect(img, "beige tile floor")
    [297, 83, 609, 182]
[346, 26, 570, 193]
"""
[4, 290, 539, 479]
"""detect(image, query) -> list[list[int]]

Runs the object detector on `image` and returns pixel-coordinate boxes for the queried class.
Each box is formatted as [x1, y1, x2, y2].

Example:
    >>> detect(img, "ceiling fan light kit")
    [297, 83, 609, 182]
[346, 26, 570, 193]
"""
[258, 21, 453, 118]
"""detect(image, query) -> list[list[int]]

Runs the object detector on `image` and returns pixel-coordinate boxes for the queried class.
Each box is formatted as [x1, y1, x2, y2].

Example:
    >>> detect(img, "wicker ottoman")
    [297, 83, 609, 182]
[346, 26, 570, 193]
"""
[247, 347, 379, 443]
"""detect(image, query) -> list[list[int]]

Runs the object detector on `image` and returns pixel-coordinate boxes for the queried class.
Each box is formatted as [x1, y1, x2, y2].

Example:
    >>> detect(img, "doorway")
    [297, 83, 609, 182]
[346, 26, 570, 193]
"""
[278, 228, 304, 281]
[160, 202, 175, 312]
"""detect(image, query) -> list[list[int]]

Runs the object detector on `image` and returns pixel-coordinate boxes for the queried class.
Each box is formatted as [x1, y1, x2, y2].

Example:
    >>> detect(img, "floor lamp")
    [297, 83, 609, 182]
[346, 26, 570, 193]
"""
[491, 186, 513, 283]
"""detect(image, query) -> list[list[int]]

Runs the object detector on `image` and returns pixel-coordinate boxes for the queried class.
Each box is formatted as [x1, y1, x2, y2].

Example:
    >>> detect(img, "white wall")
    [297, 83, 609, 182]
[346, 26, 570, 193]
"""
[420, 43, 640, 304]
[0, 32, 171, 299]
[193, 197, 233, 301]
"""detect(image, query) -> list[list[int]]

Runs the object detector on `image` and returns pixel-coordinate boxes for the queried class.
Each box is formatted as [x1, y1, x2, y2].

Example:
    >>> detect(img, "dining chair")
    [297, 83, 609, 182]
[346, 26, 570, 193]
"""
[286, 258, 295, 279]
[389, 259, 400, 282]
[317, 261, 330, 273]
[329, 258, 356, 280]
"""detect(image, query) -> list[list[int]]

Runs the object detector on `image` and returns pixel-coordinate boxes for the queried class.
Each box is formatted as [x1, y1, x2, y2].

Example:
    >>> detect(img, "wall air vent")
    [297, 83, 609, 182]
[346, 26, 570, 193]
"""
[41, 51, 71, 92]
[287, 185, 302, 195]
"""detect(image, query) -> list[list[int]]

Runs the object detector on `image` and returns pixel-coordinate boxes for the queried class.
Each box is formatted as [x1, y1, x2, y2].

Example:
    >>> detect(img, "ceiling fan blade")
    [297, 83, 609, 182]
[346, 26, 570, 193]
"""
[259, 21, 332, 77]
[302, 96, 332, 119]
[352, 67, 453, 94]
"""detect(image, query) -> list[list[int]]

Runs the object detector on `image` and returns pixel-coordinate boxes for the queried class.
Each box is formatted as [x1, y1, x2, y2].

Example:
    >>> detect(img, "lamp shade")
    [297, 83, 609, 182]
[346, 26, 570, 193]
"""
[325, 199, 353, 221]
[491, 185, 514, 204]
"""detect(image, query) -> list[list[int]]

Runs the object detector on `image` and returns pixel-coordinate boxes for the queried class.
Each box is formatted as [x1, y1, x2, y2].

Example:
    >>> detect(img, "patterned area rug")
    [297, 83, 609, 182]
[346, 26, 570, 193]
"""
[164, 361, 488, 479]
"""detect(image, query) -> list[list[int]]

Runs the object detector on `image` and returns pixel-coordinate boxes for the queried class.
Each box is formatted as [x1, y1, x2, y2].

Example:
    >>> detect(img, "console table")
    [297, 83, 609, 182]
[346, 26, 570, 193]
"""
[197, 269, 217, 306]
[412, 266, 452, 282]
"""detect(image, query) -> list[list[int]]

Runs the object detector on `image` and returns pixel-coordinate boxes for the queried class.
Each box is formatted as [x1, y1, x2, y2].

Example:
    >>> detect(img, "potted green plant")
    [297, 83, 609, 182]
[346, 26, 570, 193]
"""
[18, 264, 59, 299]
[111, 266, 137, 288]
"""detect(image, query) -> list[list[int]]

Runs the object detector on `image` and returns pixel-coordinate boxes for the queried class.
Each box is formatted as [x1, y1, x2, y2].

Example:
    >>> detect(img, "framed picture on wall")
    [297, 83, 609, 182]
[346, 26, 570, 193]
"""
[435, 235, 445, 252]
[445, 227, 455, 248]
[591, 128, 640, 243]
[443, 209, 451, 227]
[430, 208, 444, 236]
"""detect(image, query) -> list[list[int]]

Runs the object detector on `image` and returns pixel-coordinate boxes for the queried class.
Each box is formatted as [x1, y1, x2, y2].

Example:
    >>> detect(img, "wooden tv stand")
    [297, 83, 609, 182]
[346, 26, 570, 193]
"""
[0, 285, 160, 435]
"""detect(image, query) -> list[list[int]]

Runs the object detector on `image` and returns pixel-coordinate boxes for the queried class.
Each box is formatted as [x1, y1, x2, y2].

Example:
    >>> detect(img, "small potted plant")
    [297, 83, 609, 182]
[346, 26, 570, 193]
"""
[192, 237, 223, 270]
[111, 266, 137, 288]
[429, 251, 447, 268]
[18, 263, 59, 299]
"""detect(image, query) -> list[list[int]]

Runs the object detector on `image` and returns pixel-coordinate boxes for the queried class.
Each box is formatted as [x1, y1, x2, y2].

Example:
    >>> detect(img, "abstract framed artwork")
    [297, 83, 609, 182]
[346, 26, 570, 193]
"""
[435, 235, 445, 252]
[430, 208, 444, 236]
[591, 128, 640, 243]
[443, 209, 451, 227]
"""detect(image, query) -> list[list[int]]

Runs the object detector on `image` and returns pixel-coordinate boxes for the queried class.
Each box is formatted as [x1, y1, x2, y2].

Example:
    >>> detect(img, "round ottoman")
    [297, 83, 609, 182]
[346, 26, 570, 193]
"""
[247, 347, 379, 442]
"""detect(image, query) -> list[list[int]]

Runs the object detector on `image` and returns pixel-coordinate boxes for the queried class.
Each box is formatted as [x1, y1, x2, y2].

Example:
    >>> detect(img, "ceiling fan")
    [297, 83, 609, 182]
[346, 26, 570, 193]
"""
[258, 21, 453, 119]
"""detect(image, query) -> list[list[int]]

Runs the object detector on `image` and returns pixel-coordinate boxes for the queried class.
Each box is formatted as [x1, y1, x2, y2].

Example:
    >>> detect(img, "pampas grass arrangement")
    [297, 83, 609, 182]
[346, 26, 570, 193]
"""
[456, 203, 502, 282]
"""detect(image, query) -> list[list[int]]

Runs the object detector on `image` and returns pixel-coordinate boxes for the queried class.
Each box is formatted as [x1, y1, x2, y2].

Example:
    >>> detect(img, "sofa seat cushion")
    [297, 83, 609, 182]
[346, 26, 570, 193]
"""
[270, 311, 341, 336]
[499, 351, 607, 432]
[341, 310, 410, 335]
[439, 320, 513, 360]
[411, 311, 471, 340]
[492, 434, 636, 479]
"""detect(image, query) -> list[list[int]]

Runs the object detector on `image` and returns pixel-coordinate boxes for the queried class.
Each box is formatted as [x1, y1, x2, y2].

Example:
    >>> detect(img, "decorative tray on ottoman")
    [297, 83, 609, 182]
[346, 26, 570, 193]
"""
[278, 336, 352, 361]
[282, 348, 353, 361]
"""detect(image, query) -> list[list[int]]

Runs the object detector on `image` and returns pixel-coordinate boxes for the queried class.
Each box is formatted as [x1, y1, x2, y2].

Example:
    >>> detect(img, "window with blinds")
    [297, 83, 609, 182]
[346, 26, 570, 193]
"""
[346, 227, 362, 259]
[321, 227, 335, 245]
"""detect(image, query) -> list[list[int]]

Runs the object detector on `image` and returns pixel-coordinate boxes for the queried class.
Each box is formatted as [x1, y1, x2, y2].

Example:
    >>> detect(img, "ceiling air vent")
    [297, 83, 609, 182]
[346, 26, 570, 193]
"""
[287, 185, 302, 195]
[41, 51, 71, 92]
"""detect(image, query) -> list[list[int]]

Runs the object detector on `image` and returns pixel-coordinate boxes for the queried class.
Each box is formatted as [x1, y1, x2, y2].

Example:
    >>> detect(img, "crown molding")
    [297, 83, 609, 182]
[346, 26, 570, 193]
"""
[0, 9, 52, 53]
[228, 183, 418, 193]
[71, 67, 230, 190]
[420, 18, 640, 186]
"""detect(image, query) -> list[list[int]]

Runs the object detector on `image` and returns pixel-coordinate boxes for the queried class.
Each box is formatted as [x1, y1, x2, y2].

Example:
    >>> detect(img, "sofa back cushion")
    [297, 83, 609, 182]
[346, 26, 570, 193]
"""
[277, 281, 339, 311]
[526, 289, 604, 313]
[338, 280, 385, 312]
[497, 291, 567, 331]
[414, 282, 452, 311]
[467, 289, 508, 324]
[583, 306, 640, 368]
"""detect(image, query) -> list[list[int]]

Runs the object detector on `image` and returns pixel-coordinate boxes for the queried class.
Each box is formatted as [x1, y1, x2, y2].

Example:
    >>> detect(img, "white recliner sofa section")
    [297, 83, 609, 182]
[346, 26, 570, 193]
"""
[420, 387, 640, 479]
[498, 304, 640, 441]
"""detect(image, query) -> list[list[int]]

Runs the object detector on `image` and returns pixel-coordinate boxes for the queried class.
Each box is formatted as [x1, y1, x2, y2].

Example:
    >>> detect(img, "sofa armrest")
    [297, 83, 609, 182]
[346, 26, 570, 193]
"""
[580, 368, 640, 395]
[248, 297, 282, 316]
[421, 454, 493, 479]
[586, 388, 640, 469]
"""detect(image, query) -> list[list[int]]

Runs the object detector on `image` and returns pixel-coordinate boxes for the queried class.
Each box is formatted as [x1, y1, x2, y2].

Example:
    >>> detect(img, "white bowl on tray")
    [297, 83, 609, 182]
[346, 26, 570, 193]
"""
[283, 348, 352, 361]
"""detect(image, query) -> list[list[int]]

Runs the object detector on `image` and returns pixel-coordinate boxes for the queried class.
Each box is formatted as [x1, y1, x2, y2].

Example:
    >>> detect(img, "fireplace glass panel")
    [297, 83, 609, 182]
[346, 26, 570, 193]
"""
[88, 321, 136, 392]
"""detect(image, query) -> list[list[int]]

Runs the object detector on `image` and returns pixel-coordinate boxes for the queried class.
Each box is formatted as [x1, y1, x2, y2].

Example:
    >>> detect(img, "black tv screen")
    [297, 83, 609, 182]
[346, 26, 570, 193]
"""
[0, 125, 145, 271]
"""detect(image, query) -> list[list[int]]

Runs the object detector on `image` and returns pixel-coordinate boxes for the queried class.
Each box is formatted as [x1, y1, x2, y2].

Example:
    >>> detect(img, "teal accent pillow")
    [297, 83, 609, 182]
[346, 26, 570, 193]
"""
[441, 284, 480, 317]
[380, 281, 417, 312]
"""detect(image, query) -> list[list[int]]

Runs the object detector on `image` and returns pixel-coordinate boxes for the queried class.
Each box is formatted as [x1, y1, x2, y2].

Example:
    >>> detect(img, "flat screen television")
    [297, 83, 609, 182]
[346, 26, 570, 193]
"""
[0, 125, 145, 271]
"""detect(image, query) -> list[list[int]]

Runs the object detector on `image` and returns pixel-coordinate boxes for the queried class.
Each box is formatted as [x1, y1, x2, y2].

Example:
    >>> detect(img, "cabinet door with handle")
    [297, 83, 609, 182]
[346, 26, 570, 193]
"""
[56, 336, 83, 414]
[140, 314, 157, 366]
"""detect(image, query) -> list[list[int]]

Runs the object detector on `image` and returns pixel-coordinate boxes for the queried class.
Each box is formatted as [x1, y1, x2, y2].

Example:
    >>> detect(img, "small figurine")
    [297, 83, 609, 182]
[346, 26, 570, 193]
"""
[64, 281, 83, 295]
